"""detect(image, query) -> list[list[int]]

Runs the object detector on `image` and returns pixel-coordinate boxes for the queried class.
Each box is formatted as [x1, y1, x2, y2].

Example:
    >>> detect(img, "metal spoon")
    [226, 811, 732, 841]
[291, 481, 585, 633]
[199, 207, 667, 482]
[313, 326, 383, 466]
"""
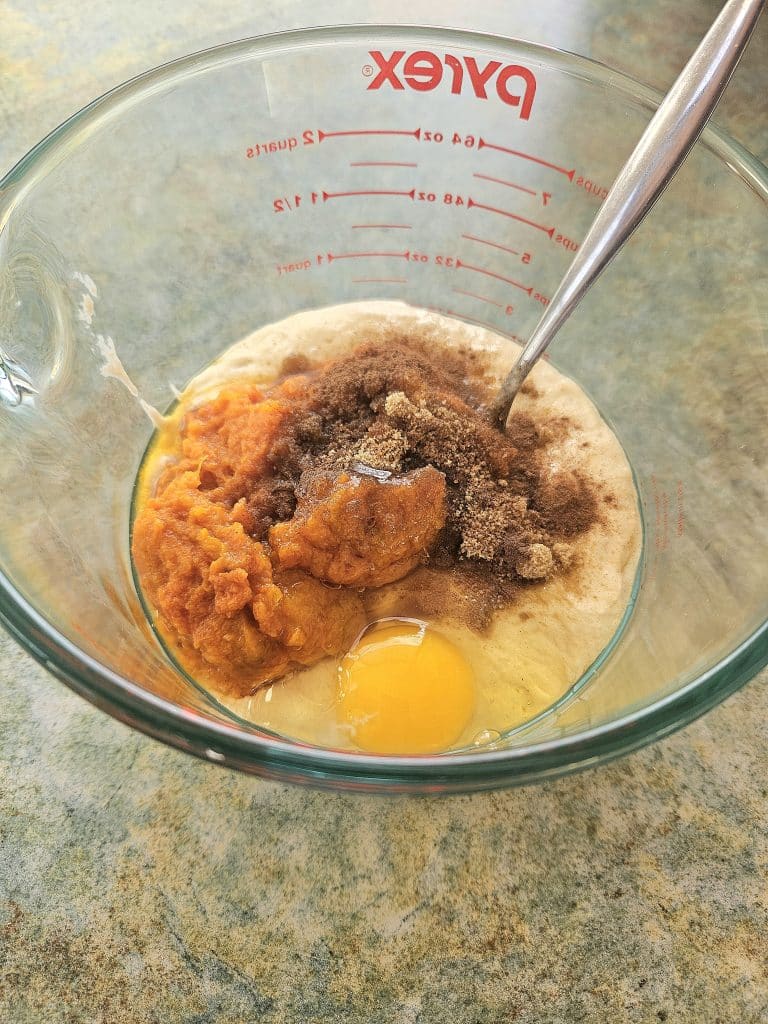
[490, 0, 765, 427]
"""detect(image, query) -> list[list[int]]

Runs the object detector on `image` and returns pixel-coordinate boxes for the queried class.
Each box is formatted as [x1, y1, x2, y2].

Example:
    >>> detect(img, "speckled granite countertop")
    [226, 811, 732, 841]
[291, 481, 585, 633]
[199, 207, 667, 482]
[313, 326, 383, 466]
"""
[1, 3, 767, 1021]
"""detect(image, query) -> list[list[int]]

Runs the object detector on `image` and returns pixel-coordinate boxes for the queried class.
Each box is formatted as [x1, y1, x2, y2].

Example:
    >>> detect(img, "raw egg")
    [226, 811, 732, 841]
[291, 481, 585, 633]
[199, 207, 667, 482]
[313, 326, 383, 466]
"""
[338, 619, 475, 754]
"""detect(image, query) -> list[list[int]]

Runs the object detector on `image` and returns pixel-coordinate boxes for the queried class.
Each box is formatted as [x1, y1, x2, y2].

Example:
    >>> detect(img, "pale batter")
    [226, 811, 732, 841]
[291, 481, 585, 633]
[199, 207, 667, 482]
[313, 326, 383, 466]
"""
[136, 302, 641, 751]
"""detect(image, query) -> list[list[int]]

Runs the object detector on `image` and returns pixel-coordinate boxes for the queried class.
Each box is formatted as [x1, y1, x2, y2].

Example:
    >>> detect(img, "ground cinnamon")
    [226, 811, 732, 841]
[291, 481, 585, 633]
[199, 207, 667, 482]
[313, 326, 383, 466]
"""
[264, 339, 598, 601]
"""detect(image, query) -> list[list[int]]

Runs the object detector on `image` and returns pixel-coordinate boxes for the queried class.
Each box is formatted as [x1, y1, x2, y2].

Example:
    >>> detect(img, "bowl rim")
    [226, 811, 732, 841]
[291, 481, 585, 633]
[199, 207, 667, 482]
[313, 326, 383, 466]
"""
[1, 23, 767, 792]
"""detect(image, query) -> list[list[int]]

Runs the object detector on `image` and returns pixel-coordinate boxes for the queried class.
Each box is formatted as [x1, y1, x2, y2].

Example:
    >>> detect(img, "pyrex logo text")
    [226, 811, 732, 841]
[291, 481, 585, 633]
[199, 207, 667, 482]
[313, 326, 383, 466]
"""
[367, 50, 536, 119]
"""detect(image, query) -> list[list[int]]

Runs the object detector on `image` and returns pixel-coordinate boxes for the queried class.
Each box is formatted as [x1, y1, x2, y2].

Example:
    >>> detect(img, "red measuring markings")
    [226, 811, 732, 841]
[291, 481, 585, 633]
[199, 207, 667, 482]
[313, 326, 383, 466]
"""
[276, 259, 312, 276]
[478, 137, 575, 181]
[575, 175, 610, 201]
[452, 288, 504, 309]
[467, 197, 555, 238]
[472, 172, 537, 197]
[651, 474, 668, 553]
[350, 161, 418, 168]
[325, 250, 410, 262]
[273, 195, 303, 212]
[318, 127, 421, 141]
[645, 474, 685, 580]
[322, 188, 416, 201]
[455, 258, 533, 296]
[352, 223, 413, 230]
[461, 233, 532, 264]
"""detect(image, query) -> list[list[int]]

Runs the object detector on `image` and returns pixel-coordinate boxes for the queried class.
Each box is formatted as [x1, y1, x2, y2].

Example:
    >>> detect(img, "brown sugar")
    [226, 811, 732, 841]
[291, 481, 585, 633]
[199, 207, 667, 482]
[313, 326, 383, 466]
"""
[132, 338, 599, 694]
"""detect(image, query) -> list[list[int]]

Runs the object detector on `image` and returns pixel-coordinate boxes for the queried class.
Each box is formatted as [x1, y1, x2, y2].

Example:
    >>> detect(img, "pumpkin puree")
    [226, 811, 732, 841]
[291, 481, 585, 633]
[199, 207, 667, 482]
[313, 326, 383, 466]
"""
[131, 373, 447, 697]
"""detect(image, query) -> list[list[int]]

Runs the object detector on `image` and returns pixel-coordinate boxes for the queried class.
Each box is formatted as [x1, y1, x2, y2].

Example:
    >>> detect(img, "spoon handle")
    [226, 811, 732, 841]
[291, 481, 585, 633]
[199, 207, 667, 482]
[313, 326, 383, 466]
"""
[490, 0, 766, 426]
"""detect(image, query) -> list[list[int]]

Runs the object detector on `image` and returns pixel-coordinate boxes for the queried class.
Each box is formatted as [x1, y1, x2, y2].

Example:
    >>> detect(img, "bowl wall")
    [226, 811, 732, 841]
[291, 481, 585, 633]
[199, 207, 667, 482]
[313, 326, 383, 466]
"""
[0, 27, 766, 790]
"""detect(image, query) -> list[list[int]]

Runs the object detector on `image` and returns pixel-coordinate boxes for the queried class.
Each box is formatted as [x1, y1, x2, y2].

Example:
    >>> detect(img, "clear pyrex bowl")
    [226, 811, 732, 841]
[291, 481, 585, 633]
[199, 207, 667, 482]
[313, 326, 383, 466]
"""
[0, 26, 766, 793]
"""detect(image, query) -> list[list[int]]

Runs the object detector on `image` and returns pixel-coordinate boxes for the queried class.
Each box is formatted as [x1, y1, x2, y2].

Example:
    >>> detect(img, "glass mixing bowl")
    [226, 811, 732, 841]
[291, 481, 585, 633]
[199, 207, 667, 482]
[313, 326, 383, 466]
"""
[0, 26, 766, 793]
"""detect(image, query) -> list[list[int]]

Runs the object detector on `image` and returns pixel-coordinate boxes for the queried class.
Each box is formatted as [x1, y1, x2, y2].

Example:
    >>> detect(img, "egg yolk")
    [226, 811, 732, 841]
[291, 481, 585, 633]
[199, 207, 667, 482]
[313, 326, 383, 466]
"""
[338, 619, 475, 755]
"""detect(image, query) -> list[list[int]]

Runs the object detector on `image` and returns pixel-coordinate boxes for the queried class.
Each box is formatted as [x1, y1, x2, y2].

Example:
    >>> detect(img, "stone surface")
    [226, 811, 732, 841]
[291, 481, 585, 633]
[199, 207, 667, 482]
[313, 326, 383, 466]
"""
[1, 3, 767, 1022]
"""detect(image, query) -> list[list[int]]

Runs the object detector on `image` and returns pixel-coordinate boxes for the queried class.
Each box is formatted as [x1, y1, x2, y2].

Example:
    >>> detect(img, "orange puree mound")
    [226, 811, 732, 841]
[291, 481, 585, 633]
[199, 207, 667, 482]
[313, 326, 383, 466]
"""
[172, 376, 306, 513]
[270, 467, 446, 587]
[131, 377, 446, 697]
